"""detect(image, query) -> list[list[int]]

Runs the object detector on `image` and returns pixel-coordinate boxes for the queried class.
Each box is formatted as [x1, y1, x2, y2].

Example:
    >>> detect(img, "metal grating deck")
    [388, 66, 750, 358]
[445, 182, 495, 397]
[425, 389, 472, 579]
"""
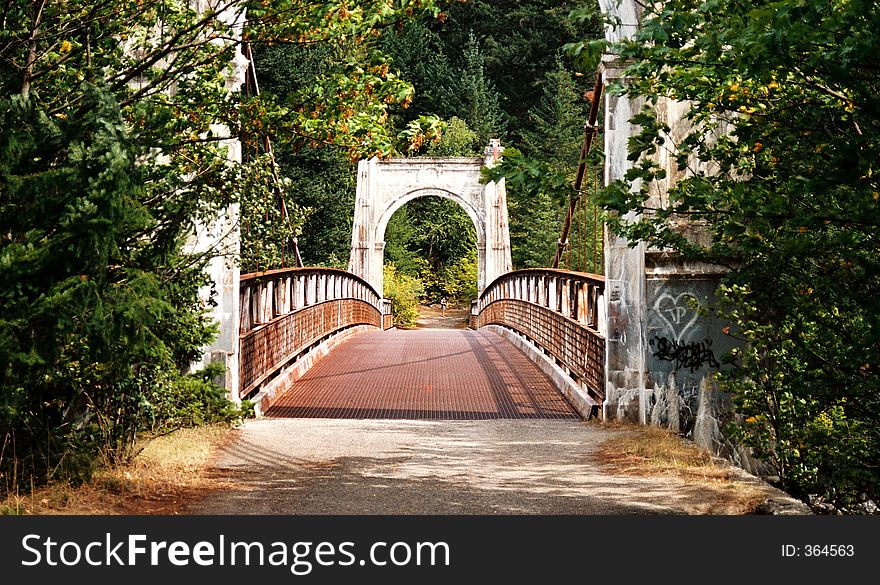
[266, 329, 579, 420]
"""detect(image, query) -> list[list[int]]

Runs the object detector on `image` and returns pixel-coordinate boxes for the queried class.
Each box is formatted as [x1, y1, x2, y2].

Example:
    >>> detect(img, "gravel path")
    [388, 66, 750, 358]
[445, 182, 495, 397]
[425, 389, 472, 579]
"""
[189, 418, 803, 515]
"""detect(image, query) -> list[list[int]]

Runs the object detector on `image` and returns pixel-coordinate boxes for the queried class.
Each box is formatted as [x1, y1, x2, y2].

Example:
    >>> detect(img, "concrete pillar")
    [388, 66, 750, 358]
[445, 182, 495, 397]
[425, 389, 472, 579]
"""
[601, 58, 648, 423]
[348, 159, 380, 292]
[481, 151, 513, 290]
[187, 2, 249, 402]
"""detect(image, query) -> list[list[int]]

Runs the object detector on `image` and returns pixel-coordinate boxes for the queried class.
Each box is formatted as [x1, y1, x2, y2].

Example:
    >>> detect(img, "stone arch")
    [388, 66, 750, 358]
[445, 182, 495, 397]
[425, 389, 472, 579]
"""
[374, 186, 485, 251]
[348, 150, 511, 297]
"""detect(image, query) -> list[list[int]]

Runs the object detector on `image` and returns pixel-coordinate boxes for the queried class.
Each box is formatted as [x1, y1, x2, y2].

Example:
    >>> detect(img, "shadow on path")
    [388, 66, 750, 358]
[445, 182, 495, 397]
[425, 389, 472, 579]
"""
[188, 419, 769, 515]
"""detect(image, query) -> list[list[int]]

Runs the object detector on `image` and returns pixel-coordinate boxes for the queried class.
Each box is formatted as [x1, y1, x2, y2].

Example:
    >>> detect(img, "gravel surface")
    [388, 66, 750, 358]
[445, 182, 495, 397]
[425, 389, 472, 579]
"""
[189, 418, 801, 515]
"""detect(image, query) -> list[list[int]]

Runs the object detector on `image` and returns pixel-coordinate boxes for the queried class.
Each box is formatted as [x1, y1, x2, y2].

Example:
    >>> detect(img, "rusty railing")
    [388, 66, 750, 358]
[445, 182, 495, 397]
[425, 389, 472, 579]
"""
[238, 267, 387, 398]
[474, 269, 606, 404]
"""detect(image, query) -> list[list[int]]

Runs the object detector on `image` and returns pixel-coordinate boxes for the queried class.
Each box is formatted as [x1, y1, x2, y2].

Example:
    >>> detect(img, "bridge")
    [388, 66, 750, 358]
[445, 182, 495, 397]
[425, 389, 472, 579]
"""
[237, 255, 607, 422]
[195, 0, 739, 467]
[225, 138, 609, 423]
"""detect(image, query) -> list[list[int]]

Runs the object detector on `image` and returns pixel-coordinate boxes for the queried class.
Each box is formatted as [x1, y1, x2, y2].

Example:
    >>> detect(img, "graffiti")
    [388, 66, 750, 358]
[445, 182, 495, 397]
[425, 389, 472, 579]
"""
[653, 292, 699, 343]
[650, 336, 720, 373]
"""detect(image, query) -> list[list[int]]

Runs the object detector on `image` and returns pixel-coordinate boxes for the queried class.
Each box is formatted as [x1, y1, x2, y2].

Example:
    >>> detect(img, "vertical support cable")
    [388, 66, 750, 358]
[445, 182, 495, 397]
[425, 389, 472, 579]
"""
[552, 72, 604, 269]
[581, 188, 587, 272]
[593, 172, 599, 273]
[244, 42, 304, 269]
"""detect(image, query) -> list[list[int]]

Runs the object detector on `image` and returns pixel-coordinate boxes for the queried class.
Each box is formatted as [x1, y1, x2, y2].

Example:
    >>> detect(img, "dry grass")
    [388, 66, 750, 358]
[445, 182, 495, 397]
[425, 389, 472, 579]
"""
[1, 424, 235, 515]
[598, 421, 769, 514]
[599, 423, 720, 476]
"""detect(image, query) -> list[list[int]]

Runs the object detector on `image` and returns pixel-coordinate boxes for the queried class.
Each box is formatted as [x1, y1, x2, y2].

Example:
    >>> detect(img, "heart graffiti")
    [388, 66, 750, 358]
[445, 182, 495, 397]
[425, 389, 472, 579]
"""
[653, 291, 699, 344]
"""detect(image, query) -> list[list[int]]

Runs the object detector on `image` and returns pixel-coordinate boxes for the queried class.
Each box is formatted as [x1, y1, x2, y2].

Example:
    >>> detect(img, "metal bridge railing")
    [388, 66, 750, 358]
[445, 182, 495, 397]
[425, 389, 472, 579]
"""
[238, 267, 388, 399]
[473, 269, 606, 405]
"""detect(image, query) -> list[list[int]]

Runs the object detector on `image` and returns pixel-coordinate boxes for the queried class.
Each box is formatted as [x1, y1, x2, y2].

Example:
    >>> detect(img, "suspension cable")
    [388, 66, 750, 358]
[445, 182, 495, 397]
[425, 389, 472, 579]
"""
[552, 72, 604, 269]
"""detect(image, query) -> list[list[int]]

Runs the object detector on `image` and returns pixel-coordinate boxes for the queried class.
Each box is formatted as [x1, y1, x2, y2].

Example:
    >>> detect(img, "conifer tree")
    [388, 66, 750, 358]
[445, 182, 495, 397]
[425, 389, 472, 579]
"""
[461, 33, 506, 145]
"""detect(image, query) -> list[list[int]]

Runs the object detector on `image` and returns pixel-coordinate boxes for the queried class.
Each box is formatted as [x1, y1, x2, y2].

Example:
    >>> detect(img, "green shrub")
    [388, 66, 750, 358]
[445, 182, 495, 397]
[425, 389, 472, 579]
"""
[383, 263, 424, 328]
[439, 253, 478, 304]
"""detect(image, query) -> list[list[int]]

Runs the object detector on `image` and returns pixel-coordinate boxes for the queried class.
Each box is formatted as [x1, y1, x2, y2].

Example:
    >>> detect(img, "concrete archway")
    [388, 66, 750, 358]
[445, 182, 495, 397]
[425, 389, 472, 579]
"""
[348, 147, 512, 297]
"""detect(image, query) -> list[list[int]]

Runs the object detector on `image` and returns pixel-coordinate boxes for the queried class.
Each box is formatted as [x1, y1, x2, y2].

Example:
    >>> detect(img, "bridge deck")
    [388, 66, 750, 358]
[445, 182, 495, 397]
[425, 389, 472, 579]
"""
[266, 329, 579, 420]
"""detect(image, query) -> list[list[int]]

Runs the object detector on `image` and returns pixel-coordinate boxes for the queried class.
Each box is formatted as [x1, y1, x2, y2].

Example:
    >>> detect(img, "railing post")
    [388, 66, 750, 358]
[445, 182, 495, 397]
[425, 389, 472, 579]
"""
[382, 299, 393, 330]
[597, 290, 607, 336]
[255, 281, 269, 324]
[576, 283, 588, 325]
[561, 279, 571, 318]
[267, 280, 276, 321]
[252, 283, 262, 324]
[306, 274, 316, 305]
[240, 286, 252, 333]
[290, 275, 304, 311]
[275, 276, 289, 316]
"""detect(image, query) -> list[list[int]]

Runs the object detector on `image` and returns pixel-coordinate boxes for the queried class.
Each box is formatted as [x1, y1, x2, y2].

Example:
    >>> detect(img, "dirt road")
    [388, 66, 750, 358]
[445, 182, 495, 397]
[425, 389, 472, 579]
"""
[188, 418, 808, 515]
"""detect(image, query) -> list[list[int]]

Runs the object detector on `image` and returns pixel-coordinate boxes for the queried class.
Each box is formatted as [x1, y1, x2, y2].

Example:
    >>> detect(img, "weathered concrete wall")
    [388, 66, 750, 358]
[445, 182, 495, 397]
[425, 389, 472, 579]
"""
[644, 260, 727, 428]
[598, 1, 762, 472]
[348, 146, 512, 297]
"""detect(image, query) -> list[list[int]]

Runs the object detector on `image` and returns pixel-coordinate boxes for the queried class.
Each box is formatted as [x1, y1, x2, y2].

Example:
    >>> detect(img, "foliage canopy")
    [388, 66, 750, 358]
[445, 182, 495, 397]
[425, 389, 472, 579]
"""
[587, 0, 880, 509]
